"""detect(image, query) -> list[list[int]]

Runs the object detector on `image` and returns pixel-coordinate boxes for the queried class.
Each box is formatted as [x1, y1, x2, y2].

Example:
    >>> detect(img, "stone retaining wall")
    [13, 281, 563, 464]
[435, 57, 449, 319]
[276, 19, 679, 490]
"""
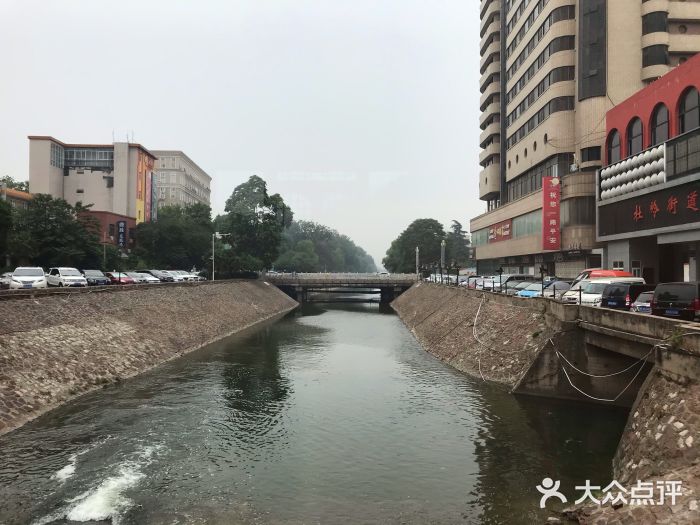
[0, 280, 297, 435]
[391, 282, 553, 388]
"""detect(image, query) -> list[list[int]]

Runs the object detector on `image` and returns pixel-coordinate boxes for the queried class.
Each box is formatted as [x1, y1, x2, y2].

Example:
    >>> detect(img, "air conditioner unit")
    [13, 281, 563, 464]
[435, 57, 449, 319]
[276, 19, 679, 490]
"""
[569, 163, 579, 172]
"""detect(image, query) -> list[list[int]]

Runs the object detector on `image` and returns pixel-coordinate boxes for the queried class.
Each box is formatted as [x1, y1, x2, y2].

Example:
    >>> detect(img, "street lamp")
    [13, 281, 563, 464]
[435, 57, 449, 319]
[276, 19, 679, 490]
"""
[440, 239, 446, 285]
[212, 231, 231, 281]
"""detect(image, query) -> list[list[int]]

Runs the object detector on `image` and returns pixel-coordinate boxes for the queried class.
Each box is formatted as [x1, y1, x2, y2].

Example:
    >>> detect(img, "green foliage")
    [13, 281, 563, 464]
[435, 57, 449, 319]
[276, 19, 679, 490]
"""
[274, 220, 376, 273]
[382, 218, 446, 273]
[7, 194, 101, 268]
[133, 203, 213, 270]
[0, 200, 12, 265]
[215, 175, 293, 276]
[0, 175, 29, 192]
[445, 220, 471, 267]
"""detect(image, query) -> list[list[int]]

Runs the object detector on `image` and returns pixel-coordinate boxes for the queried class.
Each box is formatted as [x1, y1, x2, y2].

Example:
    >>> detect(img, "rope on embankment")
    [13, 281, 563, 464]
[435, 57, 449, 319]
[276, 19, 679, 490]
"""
[550, 331, 700, 403]
[473, 293, 487, 382]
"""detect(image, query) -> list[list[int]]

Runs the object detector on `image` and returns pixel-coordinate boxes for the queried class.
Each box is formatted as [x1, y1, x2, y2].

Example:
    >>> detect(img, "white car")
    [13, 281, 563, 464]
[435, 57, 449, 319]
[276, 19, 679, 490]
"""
[9, 267, 48, 289]
[47, 267, 88, 287]
[162, 270, 185, 282]
[562, 277, 645, 305]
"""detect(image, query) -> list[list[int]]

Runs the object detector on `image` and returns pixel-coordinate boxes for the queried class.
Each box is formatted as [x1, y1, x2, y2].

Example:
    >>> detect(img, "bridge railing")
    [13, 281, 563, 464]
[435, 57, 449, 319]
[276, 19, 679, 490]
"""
[264, 272, 418, 284]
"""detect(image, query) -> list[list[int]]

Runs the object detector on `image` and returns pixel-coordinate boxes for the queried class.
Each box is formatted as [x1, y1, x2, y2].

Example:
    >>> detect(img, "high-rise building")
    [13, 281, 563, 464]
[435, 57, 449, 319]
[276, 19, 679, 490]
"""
[470, 0, 700, 278]
[28, 136, 158, 249]
[151, 151, 211, 209]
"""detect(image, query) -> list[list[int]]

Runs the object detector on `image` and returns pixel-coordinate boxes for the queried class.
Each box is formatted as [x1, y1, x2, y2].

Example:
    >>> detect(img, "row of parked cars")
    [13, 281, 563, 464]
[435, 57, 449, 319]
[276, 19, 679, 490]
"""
[0, 267, 206, 289]
[457, 268, 700, 322]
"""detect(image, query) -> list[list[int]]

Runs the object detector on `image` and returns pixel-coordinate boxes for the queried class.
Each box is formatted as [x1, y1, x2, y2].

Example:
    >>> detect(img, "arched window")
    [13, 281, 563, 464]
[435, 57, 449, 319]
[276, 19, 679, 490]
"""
[627, 118, 643, 156]
[679, 87, 700, 134]
[607, 130, 621, 165]
[651, 104, 669, 145]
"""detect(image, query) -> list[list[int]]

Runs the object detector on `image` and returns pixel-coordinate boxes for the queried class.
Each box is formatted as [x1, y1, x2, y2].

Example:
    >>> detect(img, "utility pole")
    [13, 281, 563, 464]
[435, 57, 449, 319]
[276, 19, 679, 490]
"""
[440, 239, 446, 285]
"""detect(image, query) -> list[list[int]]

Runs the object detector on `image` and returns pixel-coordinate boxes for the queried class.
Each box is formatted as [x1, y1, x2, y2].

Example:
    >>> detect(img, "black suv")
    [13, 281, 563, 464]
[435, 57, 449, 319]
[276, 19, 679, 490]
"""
[600, 283, 656, 310]
[652, 282, 700, 321]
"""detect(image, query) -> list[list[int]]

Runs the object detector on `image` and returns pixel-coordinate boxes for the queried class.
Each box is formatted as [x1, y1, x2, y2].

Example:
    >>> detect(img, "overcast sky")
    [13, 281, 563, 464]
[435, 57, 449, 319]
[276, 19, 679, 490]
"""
[0, 0, 482, 266]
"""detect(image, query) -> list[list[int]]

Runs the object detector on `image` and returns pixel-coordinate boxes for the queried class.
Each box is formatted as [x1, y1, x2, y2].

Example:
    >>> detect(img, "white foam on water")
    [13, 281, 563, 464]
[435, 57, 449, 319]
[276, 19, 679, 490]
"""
[35, 444, 162, 525]
[52, 454, 77, 482]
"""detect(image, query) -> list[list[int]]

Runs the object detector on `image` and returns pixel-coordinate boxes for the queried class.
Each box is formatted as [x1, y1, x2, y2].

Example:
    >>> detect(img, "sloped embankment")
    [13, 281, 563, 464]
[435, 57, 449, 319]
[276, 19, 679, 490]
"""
[0, 280, 297, 435]
[391, 282, 552, 387]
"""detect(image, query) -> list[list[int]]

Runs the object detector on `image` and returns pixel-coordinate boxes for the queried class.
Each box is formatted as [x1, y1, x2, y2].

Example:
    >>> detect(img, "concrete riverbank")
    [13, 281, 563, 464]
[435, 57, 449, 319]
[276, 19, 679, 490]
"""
[0, 280, 297, 436]
[392, 283, 700, 523]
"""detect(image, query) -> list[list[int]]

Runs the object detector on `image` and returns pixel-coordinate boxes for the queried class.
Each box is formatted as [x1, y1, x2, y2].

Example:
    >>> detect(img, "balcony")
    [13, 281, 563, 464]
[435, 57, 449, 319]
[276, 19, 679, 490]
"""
[479, 163, 501, 200]
[480, 62, 500, 93]
[480, 81, 501, 109]
[480, 102, 500, 128]
[479, 142, 500, 166]
[479, 120, 501, 148]
[480, 40, 500, 73]
[480, 1, 500, 38]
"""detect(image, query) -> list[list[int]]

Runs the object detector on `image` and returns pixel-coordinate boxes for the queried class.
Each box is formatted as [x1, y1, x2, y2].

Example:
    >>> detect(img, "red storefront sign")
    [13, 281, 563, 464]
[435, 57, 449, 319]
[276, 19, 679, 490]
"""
[542, 176, 561, 250]
[488, 219, 512, 243]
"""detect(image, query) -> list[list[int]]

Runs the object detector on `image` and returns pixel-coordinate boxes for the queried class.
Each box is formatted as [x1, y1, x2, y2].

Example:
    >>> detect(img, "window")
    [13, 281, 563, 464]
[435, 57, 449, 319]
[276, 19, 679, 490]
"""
[642, 12, 668, 34]
[579, 0, 607, 100]
[651, 104, 669, 145]
[679, 87, 700, 134]
[607, 130, 621, 164]
[627, 118, 644, 156]
[631, 260, 642, 278]
[561, 197, 595, 226]
[642, 45, 669, 67]
[612, 261, 625, 271]
[581, 146, 601, 162]
[108, 224, 115, 238]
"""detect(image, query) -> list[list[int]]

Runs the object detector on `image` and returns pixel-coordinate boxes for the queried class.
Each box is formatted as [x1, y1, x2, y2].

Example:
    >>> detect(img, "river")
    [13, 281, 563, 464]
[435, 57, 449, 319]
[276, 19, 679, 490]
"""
[0, 302, 628, 524]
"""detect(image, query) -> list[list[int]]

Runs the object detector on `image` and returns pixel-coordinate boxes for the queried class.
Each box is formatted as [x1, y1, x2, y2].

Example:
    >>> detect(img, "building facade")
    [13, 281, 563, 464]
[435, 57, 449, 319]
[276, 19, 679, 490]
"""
[470, 0, 700, 278]
[151, 151, 211, 209]
[0, 187, 32, 210]
[28, 136, 158, 249]
[598, 53, 700, 283]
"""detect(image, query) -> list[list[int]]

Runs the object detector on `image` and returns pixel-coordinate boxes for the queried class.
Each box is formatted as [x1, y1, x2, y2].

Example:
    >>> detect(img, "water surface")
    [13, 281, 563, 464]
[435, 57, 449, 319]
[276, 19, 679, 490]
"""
[0, 302, 628, 524]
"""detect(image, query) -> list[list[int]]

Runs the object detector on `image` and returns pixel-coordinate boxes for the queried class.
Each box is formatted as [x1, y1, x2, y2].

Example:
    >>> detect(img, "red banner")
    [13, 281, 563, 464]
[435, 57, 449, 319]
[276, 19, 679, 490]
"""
[488, 219, 512, 243]
[542, 176, 561, 250]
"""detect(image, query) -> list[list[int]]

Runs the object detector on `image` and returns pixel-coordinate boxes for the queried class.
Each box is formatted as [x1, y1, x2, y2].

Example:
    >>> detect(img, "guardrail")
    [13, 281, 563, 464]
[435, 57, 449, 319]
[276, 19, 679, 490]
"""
[263, 273, 418, 284]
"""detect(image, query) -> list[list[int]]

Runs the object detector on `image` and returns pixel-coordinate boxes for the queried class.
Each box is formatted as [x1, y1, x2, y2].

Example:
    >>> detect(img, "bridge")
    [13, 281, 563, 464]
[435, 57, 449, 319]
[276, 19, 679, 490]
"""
[264, 273, 417, 303]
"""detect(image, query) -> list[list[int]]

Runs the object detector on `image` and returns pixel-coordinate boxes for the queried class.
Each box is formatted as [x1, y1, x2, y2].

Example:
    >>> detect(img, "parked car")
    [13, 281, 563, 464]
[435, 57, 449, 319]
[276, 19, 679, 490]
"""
[132, 271, 161, 284]
[570, 268, 633, 289]
[600, 283, 656, 310]
[82, 269, 112, 286]
[125, 271, 152, 284]
[476, 278, 495, 291]
[171, 270, 199, 281]
[508, 281, 534, 296]
[631, 291, 655, 314]
[9, 267, 48, 289]
[502, 280, 525, 295]
[652, 282, 700, 321]
[162, 270, 186, 282]
[517, 282, 546, 298]
[136, 269, 175, 282]
[47, 267, 88, 287]
[105, 271, 135, 285]
[540, 280, 572, 299]
[0, 272, 12, 289]
[562, 277, 646, 305]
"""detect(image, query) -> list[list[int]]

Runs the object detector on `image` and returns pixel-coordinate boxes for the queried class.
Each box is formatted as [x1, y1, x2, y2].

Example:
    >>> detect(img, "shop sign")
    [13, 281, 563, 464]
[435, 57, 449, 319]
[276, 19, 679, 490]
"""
[598, 181, 700, 237]
[542, 176, 561, 250]
[117, 221, 127, 247]
[488, 219, 512, 243]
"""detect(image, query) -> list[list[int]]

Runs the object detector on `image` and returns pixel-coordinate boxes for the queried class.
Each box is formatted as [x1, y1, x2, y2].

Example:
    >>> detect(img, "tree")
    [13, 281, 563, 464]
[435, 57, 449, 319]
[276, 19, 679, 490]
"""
[0, 200, 12, 267]
[133, 203, 213, 270]
[217, 175, 293, 274]
[382, 219, 446, 273]
[445, 220, 471, 267]
[274, 220, 376, 273]
[275, 240, 320, 272]
[0, 176, 29, 192]
[7, 194, 101, 268]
